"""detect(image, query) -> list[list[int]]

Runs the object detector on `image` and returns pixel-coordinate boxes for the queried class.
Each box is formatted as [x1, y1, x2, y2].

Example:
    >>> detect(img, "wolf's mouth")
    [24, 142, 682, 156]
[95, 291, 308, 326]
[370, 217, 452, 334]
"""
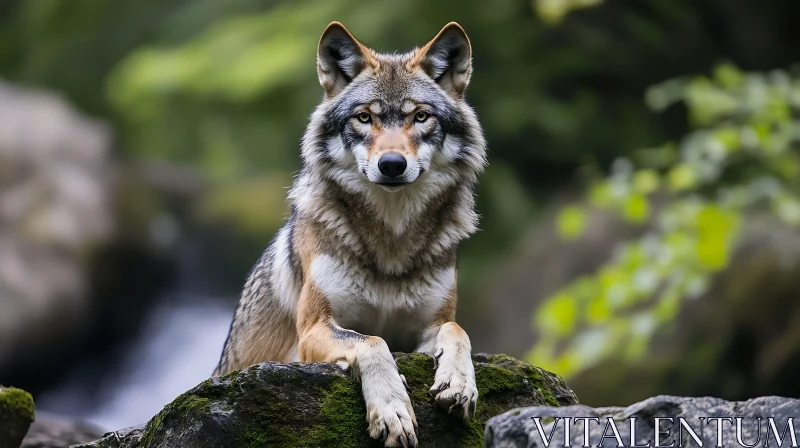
[376, 182, 407, 192]
[376, 181, 407, 186]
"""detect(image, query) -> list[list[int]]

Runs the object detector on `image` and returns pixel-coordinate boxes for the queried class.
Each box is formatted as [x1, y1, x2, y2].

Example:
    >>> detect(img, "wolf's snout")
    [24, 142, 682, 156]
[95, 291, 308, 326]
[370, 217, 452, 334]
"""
[378, 153, 407, 178]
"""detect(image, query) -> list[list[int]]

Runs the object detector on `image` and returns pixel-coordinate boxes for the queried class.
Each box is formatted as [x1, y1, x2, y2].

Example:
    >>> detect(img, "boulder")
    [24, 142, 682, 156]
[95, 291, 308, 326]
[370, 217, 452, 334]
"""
[0, 81, 112, 376]
[74, 353, 577, 448]
[0, 81, 181, 404]
[485, 395, 800, 448]
[0, 386, 35, 448]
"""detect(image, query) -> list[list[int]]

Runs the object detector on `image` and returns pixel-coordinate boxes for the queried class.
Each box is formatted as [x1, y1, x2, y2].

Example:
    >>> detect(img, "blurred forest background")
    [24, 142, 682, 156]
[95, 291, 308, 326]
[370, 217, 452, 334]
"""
[1, 0, 800, 432]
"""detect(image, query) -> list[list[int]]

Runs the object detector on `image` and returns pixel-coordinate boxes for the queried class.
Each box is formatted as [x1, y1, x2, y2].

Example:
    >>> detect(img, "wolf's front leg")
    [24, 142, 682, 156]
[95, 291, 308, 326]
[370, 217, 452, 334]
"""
[298, 285, 418, 447]
[416, 321, 478, 421]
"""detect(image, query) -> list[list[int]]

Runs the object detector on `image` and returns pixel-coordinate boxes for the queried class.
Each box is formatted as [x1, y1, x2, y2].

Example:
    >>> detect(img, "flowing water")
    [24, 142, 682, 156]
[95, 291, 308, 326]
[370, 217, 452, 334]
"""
[39, 297, 234, 431]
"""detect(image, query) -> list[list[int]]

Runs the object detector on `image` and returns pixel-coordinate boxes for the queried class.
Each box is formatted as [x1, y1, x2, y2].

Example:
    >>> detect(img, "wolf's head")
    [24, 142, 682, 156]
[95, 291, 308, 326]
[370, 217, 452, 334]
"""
[301, 22, 486, 200]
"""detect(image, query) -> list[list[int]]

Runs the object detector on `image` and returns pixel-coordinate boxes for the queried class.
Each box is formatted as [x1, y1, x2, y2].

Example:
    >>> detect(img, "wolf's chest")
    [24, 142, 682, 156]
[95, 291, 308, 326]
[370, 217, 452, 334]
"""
[308, 254, 454, 349]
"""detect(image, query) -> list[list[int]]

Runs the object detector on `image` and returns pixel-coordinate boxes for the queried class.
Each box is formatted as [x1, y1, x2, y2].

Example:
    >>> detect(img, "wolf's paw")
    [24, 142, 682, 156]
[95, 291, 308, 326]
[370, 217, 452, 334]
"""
[365, 384, 418, 447]
[429, 348, 478, 421]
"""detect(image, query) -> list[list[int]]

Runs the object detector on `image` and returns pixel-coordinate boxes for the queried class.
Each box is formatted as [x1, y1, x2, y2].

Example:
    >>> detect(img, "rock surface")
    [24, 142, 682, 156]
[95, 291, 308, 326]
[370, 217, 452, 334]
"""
[0, 81, 112, 372]
[0, 386, 35, 448]
[485, 395, 800, 448]
[74, 353, 577, 448]
[21, 412, 104, 448]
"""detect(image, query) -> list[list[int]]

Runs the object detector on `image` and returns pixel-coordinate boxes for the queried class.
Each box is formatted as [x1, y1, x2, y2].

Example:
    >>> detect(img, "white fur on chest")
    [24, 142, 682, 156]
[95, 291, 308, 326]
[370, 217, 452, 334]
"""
[309, 254, 455, 325]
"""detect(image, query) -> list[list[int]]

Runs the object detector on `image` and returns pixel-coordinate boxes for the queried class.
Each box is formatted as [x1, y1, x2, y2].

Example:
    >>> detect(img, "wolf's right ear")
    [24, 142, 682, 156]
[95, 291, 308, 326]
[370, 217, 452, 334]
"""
[317, 22, 370, 98]
[414, 22, 472, 99]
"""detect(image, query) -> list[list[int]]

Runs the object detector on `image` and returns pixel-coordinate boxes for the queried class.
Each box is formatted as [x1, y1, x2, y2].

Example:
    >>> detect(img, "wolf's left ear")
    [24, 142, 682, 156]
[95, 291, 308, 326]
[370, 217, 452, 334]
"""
[415, 22, 472, 98]
[317, 22, 370, 98]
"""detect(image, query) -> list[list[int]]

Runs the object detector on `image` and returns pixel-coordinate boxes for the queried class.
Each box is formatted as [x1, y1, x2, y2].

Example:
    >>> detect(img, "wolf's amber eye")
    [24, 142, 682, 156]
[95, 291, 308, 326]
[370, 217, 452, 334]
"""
[355, 112, 372, 124]
[414, 111, 430, 123]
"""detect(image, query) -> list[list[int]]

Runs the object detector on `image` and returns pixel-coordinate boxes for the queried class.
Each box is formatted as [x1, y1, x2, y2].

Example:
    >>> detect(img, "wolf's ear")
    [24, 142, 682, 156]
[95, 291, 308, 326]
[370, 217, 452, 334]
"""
[317, 22, 370, 98]
[415, 22, 472, 98]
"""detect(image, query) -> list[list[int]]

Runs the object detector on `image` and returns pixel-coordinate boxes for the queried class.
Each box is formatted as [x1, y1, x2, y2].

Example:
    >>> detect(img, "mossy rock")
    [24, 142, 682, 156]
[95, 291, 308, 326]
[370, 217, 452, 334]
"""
[0, 386, 35, 448]
[484, 395, 800, 447]
[75, 353, 577, 448]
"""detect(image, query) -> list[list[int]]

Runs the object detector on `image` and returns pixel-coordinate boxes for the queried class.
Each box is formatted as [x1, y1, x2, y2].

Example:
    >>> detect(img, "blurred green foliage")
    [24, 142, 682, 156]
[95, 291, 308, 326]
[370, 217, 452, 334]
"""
[535, 0, 603, 24]
[3, 0, 681, 298]
[1, 0, 799, 356]
[534, 64, 800, 377]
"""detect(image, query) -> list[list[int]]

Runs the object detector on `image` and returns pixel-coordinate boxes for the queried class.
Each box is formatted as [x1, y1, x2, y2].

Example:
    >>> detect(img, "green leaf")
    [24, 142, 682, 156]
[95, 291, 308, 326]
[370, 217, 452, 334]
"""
[536, 292, 577, 337]
[696, 234, 728, 270]
[586, 297, 610, 323]
[556, 205, 587, 240]
[622, 194, 650, 223]
[713, 127, 741, 151]
[632, 169, 660, 194]
[667, 164, 697, 191]
[695, 205, 736, 270]
[713, 63, 744, 89]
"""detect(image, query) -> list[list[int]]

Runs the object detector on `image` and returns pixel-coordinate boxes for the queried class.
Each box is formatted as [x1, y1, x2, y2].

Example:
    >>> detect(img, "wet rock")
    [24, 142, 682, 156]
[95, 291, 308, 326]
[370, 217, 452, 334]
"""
[75, 353, 577, 448]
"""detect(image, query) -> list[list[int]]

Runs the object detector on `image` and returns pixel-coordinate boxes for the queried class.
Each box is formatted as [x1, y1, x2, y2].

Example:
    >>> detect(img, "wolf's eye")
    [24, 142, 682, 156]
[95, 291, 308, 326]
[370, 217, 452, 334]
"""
[414, 111, 430, 123]
[355, 112, 372, 124]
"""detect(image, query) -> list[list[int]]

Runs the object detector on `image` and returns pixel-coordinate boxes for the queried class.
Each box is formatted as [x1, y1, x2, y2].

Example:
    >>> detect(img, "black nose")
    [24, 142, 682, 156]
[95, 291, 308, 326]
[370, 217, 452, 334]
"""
[377, 153, 407, 178]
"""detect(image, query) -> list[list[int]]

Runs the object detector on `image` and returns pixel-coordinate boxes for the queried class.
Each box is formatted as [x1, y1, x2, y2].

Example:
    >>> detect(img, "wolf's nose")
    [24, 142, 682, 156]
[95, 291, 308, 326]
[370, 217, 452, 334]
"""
[378, 153, 407, 178]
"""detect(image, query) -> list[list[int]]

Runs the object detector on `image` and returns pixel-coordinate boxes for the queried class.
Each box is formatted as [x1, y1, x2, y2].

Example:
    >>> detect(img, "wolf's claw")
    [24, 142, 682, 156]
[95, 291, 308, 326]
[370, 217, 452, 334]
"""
[430, 346, 478, 422]
[433, 348, 444, 369]
[400, 374, 411, 393]
[429, 381, 449, 397]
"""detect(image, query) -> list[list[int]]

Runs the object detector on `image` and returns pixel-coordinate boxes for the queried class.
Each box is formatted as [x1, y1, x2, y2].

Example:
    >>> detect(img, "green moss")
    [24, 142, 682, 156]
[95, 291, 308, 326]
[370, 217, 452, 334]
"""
[235, 367, 316, 447]
[393, 353, 567, 447]
[137, 391, 210, 447]
[525, 367, 560, 407]
[137, 411, 163, 448]
[237, 371, 366, 448]
[174, 394, 210, 416]
[457, 419, 485, 448]
[219, 368, 241, 383]
[238, 397, 297, 447]
[486, 354, 561, 407]
[396, 353, 435, 402]
[475, 364, 519, 396]
[0, 386, 35, 421]
[296, 377, 366, 446]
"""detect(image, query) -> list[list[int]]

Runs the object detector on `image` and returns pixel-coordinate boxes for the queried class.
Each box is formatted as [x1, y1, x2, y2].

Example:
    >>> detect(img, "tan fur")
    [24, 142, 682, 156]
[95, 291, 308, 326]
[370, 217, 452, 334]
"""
[370, 128, 417, 159]
[431, 284, 458, 326]
[232, 310, 297, 366]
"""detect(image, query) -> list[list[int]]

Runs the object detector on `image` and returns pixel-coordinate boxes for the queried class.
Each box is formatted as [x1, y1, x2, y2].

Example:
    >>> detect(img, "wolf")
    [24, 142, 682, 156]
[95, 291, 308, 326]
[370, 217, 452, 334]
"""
[214, 21, 487, 447]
